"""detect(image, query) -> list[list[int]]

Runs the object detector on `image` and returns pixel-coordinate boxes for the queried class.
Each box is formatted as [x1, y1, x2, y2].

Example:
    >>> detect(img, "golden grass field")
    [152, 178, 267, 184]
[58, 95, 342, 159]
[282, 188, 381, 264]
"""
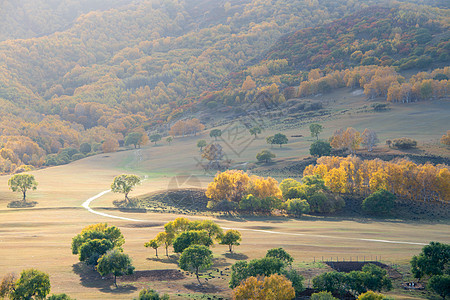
[0, 92, 449, 299]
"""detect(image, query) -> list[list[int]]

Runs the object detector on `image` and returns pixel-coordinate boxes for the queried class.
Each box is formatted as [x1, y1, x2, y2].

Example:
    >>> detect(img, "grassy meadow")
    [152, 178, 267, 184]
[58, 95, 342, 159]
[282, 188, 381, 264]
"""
[0, 90, 449, 299]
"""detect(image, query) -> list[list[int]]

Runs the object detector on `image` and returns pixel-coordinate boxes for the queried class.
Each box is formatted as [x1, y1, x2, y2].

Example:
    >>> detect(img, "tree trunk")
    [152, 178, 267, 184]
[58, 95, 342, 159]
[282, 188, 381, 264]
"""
[114, 275, 117, 287]
[155, 248, 158, 257]
[196, 267, 201, 285]
[125, 192, 129, 203]
[229, 244, 233, 253]
[165, 246, 169, 257]
[22, 190, 26, 202]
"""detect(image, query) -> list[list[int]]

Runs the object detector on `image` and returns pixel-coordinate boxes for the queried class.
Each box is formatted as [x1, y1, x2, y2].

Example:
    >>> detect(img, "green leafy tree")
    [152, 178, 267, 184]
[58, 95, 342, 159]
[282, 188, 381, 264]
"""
[198, 220, 223, 240]
[256, 150, 276, 163]
[286, 198, 310, 217]
[173, 230, 213, 253]
[310, 140, 332, 157]
[149, 133, 162, 145]
[313, 271, 348, 298]
[97, 249, 134, 287]
[311, 291, 338, 300]
[8, 174, 38, 202]
[179, 245, 213, 285]
[11, 269, 50, 300]
[271, 133, 288, 147]
[411, 242, 450, 279]
[249, 126, 262, 138]
[80, 142, 92, 155]
[197, 139, 207, 152]
[219, 229, 242, 253]
[144, 239, 161, 257]
[359, 264, 392, 292]
[136, 288, 169, 300]
[428, 275, 450, 300]
[166, 136, 173, 145]
[362, 189, 396, 215]
[310, 124, 323, 140]
[266, 248, 294, 266]
[229, 257, 285, 288]
[79, 239, 114, 265]
[210, 129, 222, 140]
[125, 132, 145, 148]
[111, 174, 141, 203]
[71, 223, 125, 265]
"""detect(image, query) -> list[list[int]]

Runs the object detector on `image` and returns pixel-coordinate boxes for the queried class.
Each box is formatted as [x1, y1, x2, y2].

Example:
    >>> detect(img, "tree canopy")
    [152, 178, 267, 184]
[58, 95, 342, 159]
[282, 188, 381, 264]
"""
[97, 249, 135, 287]
[111, 174, 141, 202]
[179, 245, 213, 285]
[8, 174, 38, 202]
[11, 269, 50, 300]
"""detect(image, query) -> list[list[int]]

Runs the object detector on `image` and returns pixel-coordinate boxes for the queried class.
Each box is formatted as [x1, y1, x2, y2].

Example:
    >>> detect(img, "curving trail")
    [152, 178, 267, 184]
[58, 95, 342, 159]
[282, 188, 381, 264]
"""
[81, 190, 143, 222]
[82, 190, 427, 246]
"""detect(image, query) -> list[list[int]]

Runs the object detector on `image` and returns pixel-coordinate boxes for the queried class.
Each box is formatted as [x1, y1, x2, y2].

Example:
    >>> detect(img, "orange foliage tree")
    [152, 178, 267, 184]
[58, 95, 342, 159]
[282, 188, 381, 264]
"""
[233, 274, 295, 300]
[304, 156, 450, 203]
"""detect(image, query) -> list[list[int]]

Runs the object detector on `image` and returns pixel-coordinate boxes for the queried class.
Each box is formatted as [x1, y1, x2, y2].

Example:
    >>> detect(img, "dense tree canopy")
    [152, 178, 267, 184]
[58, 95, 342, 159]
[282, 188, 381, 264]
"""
[11, 269, 50, 300]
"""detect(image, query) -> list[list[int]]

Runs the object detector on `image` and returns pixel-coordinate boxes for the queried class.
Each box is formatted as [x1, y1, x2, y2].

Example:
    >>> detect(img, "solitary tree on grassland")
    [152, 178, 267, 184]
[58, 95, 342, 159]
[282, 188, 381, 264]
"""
[166, 136, 173, 145]
[267, 133, 288, 148]
[197, 139, 207, 152]
[8, 174, 37, 202]
[256, 150, 276, 163]
[219, 229, 242, 253]
[179, 245, 213, 285]
[111, 174, 141, 203]
[310, 124, 323, 140]
[97, 249, 134, 287]
[125, 132, 147, 148]
[210, 129, 222, 141]
[249, 126, 262, 138]
[149, 133, 162, 145]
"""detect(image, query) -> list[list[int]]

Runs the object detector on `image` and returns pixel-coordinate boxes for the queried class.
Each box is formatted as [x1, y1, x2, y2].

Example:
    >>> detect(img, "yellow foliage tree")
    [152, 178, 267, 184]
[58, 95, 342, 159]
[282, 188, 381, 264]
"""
[233, 274, 295, 300]
[441, 130, 450, 146]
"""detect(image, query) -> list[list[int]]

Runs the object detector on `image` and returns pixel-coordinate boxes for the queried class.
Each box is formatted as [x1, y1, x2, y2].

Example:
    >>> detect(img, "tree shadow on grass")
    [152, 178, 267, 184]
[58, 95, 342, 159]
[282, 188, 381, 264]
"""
[183, 282, 221, 293]
[72, 262, 137, 294]
[146, 255, 179, 264]
[212, 257, 231, 268]
[223, 252, 248, 260]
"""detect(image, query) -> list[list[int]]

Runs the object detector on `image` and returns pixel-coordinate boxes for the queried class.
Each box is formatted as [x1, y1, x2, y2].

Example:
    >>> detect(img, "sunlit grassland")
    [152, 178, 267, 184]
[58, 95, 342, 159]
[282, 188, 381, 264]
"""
[0, 90, 448, 299]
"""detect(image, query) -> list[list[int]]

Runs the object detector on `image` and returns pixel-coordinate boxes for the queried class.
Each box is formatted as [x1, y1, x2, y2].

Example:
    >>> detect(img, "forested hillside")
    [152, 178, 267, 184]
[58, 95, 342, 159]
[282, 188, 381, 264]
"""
[0, 0, 448, 174]
[0, 0, 134, 41]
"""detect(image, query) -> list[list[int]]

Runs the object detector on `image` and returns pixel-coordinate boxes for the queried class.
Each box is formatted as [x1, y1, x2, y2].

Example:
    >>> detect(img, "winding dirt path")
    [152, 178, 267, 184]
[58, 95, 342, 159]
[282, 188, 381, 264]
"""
[82, 190, 427, 246]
